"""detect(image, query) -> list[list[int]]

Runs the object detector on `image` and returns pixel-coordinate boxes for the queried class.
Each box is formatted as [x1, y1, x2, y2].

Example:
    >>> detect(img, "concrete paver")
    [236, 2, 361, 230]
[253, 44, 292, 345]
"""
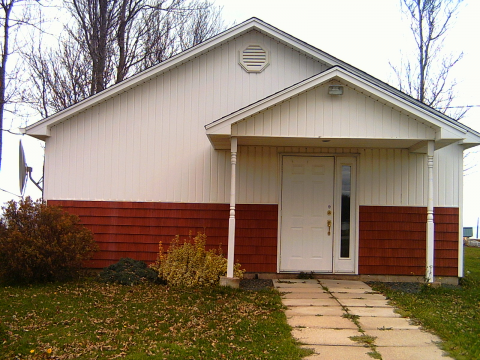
[287, 315, 357, 329]
[292, 328, 362, 346]
[275, 278, 454, 360]
[348, 306, 401, 317]
[321, 282, 371, 290]
[281, 292, 333, 299]
[378, 346, 451, 360]
[366, 329, 442, 347]
[358, 316, 418, 330]
[282, 298, 339, 307]
[303, 345, 373, 360]
[285, 306, 344, 317]
[319, 279, 368, 287]
[338, 298, 391, 307]
[333, 292, 386, 300]
[328, 287, 374, 294]
[277, 287, 328, 293]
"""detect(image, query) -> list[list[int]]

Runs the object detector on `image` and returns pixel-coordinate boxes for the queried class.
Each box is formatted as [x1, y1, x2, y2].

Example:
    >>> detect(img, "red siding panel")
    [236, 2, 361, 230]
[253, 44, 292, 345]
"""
[359, 206, 459, 277]
[48, 200, 278, 272]
[434, 207, 459, 277]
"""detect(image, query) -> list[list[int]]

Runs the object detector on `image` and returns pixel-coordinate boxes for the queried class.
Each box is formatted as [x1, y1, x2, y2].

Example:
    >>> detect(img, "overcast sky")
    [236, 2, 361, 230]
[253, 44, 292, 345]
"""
[1, 0, 479, 229]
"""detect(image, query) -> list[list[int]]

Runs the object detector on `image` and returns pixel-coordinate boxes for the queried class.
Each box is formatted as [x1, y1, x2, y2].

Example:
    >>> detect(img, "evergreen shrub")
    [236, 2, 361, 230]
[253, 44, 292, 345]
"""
[98, 257, 160, 285]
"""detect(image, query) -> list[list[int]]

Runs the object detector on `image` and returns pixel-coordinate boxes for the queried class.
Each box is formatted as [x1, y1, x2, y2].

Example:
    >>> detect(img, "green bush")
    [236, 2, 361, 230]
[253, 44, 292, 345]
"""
[98, 257, 160, 285]
[150, 233, 244, 287]
[0, 197, 98, 283]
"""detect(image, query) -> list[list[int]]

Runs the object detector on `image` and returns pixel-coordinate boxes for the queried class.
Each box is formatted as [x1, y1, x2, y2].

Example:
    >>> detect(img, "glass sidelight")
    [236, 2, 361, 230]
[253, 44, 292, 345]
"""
[340, 165, 351, 258]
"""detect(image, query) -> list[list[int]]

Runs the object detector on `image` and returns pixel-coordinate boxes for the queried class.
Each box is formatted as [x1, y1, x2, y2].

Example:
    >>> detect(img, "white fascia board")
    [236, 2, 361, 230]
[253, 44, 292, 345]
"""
[20, 123, 50, 140]
[460, 132, 480, 149]
[335, 70, 468, 136]
[437, 127, 465, 141]
[23, 19, 284, 137]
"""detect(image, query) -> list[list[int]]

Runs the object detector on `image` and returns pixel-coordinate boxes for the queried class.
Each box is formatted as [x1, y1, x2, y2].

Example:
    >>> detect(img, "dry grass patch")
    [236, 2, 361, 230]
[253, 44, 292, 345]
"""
[371, 247, 480, 360]
[0, 279, 310, 359]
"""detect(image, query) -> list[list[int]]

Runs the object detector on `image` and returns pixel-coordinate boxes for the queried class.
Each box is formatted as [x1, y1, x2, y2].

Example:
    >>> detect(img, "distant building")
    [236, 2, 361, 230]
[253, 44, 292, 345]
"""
[464, 227, 474, 240]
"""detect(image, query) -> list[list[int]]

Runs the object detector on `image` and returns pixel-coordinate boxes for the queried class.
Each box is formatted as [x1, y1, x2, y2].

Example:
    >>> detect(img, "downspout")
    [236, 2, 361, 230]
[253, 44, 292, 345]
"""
[226, 137, 238, 278]
[426, 141, 435, 282]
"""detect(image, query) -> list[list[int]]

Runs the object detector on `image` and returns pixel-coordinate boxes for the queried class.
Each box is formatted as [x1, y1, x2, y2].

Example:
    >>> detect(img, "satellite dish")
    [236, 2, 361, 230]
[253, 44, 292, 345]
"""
[18, 139, 43, 195]
[19, 140, 28, 195]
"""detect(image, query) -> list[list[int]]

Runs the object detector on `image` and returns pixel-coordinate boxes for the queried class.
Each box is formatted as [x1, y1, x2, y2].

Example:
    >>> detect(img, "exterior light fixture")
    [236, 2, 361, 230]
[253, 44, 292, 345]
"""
[328, 85, 344, 95]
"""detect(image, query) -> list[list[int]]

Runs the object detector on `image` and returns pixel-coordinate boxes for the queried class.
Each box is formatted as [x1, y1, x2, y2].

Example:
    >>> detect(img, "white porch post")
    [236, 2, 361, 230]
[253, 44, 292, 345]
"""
[227, 137, 238, 278]
[426, 141, 435, 282]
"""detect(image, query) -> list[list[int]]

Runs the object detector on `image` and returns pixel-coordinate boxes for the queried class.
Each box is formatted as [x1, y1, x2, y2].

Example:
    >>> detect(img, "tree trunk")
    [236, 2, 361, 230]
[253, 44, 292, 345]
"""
[0, 1, 13, 170]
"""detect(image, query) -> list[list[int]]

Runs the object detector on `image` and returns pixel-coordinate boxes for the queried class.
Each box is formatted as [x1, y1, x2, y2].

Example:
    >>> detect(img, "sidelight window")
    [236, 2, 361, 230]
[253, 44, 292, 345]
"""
[340, 165, 351, 258]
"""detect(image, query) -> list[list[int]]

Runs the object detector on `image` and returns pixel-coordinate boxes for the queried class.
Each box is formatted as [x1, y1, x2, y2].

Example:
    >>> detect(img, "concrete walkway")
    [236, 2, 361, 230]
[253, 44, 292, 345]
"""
[274, 279, 453, 360]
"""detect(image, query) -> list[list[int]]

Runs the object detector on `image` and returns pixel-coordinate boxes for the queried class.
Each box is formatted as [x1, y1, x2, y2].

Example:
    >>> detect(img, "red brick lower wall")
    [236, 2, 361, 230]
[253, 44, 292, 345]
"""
[48, 200, 278, 272]
[359, 206, 459, 277]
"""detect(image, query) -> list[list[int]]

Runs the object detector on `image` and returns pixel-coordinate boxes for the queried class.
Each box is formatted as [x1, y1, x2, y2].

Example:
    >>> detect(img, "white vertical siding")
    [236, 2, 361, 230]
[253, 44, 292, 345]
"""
[434, 144, 463, 207]
[44, 29, 328, 202]
[357, 149, 427, 206]
[234, 146, 450, 208]
[231, 83, 436, 140]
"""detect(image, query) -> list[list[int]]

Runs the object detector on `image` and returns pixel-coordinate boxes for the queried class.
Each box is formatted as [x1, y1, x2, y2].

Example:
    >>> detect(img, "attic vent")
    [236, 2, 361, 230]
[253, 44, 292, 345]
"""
[239, 44, 269, 73]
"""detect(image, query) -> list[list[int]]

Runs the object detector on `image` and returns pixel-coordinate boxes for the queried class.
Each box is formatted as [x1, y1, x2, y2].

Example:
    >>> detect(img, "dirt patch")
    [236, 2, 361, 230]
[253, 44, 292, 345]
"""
[240, 278, 274, 291]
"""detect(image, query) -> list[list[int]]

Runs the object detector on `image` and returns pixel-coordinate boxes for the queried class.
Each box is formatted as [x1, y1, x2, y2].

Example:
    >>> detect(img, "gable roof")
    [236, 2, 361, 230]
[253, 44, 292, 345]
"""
[23, 17, 479, 146]
[205, 66, 480, 151]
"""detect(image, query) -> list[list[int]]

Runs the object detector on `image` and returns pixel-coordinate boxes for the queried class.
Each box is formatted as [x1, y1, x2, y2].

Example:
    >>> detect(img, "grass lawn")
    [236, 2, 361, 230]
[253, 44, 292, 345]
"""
[0, 280, 311, 359]
[371, 246, 480, 360]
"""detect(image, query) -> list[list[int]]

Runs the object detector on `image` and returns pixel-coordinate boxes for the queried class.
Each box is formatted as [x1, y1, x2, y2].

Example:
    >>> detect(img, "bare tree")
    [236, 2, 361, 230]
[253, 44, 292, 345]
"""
[0, 0, 42, 170]
[390, 0, 465, 119]
[23, 32, 91, 117]
[22, 0, 226, 118]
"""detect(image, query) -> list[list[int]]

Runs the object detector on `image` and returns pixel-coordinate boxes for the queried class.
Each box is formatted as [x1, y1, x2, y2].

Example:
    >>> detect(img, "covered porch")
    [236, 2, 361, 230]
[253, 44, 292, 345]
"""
[206, 67, 473, 282]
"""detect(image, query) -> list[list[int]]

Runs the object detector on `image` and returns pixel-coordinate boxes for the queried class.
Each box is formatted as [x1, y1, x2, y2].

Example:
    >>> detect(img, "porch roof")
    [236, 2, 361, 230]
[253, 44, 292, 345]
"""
[205, 66, 480, 152]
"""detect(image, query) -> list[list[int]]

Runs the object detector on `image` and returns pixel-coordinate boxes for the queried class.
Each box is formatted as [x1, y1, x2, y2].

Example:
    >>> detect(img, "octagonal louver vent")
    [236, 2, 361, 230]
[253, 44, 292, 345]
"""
[239, 44, 269, 73]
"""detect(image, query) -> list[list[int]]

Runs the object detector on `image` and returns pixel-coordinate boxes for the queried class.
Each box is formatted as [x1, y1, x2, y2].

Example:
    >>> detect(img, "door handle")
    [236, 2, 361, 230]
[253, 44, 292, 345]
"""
[327, 220, 332, 236]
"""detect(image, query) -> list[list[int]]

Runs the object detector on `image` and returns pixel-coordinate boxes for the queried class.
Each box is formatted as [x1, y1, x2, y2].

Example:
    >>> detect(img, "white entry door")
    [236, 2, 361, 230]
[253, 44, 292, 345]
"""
[280, 156, 335, 272]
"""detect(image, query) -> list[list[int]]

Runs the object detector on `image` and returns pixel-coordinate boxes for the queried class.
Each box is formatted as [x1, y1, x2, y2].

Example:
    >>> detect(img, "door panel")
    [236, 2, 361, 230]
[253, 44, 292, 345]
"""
[280, 156, 335, 272]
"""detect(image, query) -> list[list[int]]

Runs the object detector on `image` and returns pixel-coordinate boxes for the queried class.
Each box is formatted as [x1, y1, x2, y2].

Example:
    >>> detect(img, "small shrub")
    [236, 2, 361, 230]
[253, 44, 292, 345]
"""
[0, 197, 98, 283]
[150, 233, 244, 287]
[98, 258, 160, 285]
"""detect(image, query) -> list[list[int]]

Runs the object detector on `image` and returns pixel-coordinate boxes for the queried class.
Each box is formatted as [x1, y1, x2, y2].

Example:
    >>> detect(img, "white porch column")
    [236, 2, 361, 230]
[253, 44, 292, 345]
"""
[227, 137, 238, 278]
[426, 141, 435, 282]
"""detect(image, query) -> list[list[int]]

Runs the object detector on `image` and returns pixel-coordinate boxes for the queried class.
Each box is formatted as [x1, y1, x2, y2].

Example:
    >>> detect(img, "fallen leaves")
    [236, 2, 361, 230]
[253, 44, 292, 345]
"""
[0, 279, 308, 359]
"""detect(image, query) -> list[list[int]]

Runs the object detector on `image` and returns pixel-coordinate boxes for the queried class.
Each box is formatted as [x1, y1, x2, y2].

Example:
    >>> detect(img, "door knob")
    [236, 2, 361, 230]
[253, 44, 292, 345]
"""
[327, 220, 332, 235]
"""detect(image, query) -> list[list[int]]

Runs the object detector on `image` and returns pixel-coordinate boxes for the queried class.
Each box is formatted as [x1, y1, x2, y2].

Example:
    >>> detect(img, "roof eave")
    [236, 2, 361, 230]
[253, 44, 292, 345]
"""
[24, 18, 275, 136]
